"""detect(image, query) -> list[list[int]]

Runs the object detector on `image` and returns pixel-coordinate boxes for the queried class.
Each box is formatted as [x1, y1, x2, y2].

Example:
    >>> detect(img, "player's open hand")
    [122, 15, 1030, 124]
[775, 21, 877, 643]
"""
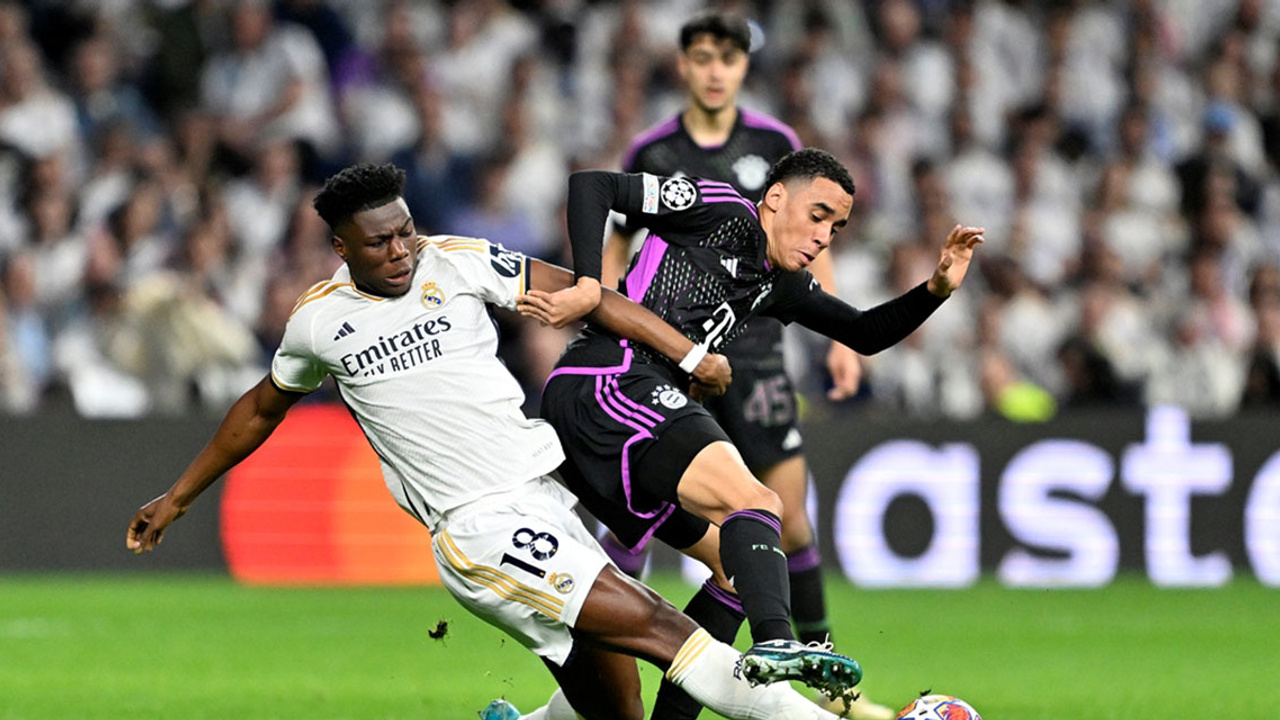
[927, 225, 985, 297]
[126, 494, 186, 554]
[517, 277, 602, 328]
[691, 352, 731, 397]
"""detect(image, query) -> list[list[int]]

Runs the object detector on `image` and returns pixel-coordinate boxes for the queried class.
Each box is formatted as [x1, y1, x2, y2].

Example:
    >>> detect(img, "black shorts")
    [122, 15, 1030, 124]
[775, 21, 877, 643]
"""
[541, 365, 728, 550]
[700, 365, 803, 474]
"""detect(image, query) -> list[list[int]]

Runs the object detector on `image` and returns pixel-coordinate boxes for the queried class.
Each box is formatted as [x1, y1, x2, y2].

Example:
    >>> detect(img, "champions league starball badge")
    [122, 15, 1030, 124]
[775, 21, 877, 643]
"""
[660, 178, 697, 210]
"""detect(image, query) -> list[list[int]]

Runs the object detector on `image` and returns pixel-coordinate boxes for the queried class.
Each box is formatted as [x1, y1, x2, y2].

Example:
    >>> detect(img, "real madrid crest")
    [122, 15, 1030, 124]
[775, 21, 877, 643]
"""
[420, 281, 445, 310]
[547, 572, 575, 594]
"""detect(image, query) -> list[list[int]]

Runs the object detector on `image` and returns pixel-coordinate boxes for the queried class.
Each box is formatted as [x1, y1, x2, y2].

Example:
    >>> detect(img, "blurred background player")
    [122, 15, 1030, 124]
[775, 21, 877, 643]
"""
[597, 12, 885, 719]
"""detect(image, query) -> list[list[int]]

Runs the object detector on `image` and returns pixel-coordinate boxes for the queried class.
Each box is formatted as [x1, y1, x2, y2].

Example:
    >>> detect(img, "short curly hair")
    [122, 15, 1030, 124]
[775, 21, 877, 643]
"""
[312, 163, 407, 230]
[763, 148, 856, 198]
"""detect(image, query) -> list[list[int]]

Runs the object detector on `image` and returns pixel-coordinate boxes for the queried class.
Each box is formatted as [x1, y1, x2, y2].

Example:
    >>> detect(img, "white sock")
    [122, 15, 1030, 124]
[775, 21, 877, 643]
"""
[520, 688, 582, 720]
[665, 629, 840, 720]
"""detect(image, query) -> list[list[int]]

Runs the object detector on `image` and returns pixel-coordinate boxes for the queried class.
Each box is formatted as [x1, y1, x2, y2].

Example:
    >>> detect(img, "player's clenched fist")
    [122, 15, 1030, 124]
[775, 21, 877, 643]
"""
[691, 352, 732, 397]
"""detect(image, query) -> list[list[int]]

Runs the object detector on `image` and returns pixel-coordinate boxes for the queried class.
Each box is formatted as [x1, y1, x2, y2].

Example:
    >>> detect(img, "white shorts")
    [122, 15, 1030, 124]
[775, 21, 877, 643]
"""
[432, 476, 610, 666]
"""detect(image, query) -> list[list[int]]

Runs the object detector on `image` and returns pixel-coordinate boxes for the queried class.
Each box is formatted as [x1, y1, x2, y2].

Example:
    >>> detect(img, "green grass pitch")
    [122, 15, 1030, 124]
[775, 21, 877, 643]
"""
[0, 572, 1274, 718]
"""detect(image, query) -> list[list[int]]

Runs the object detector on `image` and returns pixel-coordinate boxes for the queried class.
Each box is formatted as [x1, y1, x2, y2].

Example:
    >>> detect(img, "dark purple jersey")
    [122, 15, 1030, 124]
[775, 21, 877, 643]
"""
[560, 171, 946, 383]
[568, 171, 816, 376]
[617, 109, 801, 365]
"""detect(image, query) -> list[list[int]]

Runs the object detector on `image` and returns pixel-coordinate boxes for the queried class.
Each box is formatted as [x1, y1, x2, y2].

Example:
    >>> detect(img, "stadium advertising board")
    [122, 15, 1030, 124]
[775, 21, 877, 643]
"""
[219, 404, 438, 585]
[801, 405, 1280, 588]
[3, 405, 1276, 588]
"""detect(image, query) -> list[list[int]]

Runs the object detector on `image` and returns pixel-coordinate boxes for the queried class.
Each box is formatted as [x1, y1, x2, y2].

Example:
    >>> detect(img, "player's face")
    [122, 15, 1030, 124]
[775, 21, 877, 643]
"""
[764, 177, 852, 273]
[679, 34, 748, 114]
[332, 198, 418, 297]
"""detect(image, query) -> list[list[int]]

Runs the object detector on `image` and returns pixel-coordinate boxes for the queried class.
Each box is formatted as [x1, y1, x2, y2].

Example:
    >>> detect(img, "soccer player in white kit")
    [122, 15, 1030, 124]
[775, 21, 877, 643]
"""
[125, 163, 847, 720]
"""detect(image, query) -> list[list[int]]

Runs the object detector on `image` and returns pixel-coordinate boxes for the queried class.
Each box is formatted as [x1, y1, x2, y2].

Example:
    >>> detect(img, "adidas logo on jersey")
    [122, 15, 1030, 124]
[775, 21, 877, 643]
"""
[333, 321, 356, 341]
[720, 257, 739, 277]
[783, 428, 802, 451]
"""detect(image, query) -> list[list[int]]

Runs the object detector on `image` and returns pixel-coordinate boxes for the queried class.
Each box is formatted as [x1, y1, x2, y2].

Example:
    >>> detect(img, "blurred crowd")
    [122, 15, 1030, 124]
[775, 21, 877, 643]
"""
[1, 0, 1279, 421]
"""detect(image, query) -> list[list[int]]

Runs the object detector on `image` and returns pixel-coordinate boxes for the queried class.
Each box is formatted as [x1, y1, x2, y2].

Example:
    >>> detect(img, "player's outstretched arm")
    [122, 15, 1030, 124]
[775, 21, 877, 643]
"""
[521, 259, 731, 395]
[126, 376, 304, 554]
[769, 227, 983, 356]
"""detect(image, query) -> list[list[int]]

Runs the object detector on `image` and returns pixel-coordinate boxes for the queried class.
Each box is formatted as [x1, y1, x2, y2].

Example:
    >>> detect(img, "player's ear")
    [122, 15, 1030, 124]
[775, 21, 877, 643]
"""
[763, 182, 785, 212]
[331, 234, 347, 261]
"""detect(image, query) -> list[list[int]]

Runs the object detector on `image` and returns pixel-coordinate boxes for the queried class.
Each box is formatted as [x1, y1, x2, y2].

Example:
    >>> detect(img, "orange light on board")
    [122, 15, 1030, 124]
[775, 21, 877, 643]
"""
[220, 403, 439, 585]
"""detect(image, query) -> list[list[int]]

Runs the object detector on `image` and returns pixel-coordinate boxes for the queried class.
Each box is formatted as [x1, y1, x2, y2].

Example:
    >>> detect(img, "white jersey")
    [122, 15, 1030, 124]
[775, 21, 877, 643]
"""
[271, 235, 564, 532]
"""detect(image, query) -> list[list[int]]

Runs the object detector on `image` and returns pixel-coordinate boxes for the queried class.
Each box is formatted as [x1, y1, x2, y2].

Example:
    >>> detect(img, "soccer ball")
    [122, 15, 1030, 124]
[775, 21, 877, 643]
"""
[894, 694, 982, 720]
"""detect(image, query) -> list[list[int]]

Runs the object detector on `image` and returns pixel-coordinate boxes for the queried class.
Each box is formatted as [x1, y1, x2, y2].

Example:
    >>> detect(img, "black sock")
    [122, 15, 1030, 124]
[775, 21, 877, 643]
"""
[787, 544, 832, 645]
[719, 509, 793, 642]
[650, 580, 746, 720]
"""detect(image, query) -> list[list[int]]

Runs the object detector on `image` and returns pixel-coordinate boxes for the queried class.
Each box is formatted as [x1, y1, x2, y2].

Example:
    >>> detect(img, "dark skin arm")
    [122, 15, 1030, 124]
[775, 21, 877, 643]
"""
[520, 259, 731, 396]
[126, 376, 305, 553]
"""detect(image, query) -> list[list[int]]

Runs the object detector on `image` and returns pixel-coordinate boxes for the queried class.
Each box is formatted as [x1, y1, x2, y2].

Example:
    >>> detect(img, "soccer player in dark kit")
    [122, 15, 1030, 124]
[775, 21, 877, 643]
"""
[597, 11, 877, 718]
[519, 148, 983, 713]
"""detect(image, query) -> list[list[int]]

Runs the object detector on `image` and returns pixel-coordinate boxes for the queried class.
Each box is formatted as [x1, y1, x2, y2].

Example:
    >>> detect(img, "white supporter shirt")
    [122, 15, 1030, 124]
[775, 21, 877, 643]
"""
[270, 235, 564, 531]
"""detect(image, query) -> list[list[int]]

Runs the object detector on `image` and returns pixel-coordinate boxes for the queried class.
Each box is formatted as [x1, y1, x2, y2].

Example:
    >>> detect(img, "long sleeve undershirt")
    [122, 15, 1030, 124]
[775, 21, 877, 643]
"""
[767, 282, 945, 355]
